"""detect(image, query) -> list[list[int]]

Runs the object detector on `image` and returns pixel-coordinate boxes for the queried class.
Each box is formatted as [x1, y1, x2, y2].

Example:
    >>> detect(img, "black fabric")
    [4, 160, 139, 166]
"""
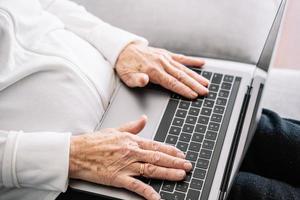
[228, 109, 300, 200]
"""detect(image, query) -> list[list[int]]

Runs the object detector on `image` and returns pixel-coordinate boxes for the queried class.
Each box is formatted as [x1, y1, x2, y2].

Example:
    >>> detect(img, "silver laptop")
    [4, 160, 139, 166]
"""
[70, 1, 286, 199]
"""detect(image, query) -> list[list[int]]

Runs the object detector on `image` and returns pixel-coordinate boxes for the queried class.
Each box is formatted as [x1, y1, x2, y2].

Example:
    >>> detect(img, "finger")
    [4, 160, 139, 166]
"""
[120, 72, 149, 87]
[118, 115, 148, 134]
[137, 150, 192, 171]
[170, 53, 205, 67]
[161, 58, 209, 96]
[131, 163, 186, 181]
[150, 69, 198, 99]
[120, 176, 160, 200]
[170, 59, 210, 87]
[137, 139, 185, 159]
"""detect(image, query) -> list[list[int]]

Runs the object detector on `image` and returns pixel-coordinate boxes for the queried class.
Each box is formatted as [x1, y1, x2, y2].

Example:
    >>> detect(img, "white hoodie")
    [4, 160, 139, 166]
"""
[0, 0, 147, 199]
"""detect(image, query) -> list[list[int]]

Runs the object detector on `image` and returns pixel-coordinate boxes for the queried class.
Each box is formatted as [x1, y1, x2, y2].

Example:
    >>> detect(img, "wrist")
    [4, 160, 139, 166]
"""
[69, 135, 81, 178]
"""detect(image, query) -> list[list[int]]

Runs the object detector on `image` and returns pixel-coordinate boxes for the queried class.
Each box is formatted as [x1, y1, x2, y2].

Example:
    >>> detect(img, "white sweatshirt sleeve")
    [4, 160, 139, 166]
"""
[0, 130, 71, 192]
[39, 0, 148, 67]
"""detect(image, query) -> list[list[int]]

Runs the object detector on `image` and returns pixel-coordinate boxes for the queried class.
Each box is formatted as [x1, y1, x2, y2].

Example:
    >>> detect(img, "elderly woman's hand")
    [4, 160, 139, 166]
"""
[116, 43, 210, 99]
[69, 116, 192, 200]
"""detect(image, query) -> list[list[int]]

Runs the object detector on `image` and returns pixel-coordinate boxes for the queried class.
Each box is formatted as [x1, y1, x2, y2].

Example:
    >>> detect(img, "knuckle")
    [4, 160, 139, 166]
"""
[148, 66, 160, 77]
[156, 55, 165, 62]
[144, 186, 155, 197]
[176, 54, 184, 60]
[172, 158, 180, 167]
[151, 142, 160, 151]
[168, 78, 178, 89]
[129, 179, 140, 191]
[119, 145, 130, 155]
[176, 71, 185, 82]
[151, 151, 161, 164]
[146, 164, 158, 176]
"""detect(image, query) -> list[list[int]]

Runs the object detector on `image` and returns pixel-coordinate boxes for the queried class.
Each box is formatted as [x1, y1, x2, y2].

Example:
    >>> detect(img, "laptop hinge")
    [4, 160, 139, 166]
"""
[218, 84, 252, 200]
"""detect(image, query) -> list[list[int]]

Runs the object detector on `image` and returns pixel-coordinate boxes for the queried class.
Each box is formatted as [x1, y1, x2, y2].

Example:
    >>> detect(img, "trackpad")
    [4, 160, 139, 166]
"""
[99, 83, 170, 140]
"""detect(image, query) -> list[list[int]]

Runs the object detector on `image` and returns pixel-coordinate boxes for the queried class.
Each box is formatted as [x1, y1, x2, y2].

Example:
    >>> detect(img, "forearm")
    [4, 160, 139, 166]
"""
[39, 0, 148, 66]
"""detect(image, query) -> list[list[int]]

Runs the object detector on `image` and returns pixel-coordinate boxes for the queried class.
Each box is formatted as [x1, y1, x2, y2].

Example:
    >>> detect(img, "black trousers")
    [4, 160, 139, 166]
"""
[228, 109, 300, 200]
[57, 109, 300, 200]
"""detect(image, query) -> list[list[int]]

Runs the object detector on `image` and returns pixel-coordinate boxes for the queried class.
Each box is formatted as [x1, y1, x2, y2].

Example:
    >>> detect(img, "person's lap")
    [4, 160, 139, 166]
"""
[58, 109, 300, 200]
[228, 109, 300, 200]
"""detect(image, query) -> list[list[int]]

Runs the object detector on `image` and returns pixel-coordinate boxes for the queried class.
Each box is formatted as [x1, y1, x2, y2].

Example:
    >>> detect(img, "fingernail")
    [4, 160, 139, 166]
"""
[184, 161, 192, 171]
[178, 170, 186, 179]
[177, 151, 185, 158]
[204, 87, 209, 93]
[151, 193, 161, 200]
[190, 91, 198, 98]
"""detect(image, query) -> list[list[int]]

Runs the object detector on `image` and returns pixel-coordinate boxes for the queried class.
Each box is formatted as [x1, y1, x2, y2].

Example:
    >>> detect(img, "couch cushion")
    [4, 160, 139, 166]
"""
[263, 69, 300, 120]
[73, 0, 281, 64]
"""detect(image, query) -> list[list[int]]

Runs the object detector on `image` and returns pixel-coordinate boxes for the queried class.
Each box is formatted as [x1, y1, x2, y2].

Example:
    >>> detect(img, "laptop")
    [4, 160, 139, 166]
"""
[70, 0, 286, 199]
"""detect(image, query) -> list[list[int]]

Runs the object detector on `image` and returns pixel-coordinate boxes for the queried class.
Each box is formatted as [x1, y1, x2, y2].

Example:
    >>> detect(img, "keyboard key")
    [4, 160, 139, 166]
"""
[211, 73, 223, 84]
[150, 179, 162, 192]
[172, 117, 184, 126]
[221, 82, 232, 90]
[201, 108, 212, 116]
[209, 84, 219, 92]
[182, 124, 194, 133]
[207, 92, 217, 100]
[208, 122, 220, 132]
[169, 126, 181, 135]
[186, 115, 197, 125]
[179, 133, 191, 143]
[224, 75, 234, 83]
[184, 173, 191, 183]
[161, 181, 175, 192]
[206, 131, 217, 140]
[162, 181, 175, 192]
[203, 140, 215, 150]
[176, 141, 188, 152]
[186, 189, 200, 200]
[176, 109, 187, 118]
[193, 69, 201, 75]
[200, 149, 212, 159]
[191, 100, 203, 108]
[179, 101, 191, 110]
[216, 98, 227, 106]
[214, 106, 225, 114]
[188, 142, 201, 152]
[137, 176, 150, 184]
[202, 71, 212, 80]
[198, 116, 209, 124]
[203, 99, 214, 108]
[160, 191, 185, 200]
[191, 161, 196, 171]
[192, 133, 204, 143]
[195, 124, 207, 133]
[186, 151, 198, 161]
[197, 158, 209, 169]
[219, 90, 230, 98]
[175, 182, 189, 192]
[211, 114, 222, 123]
[166, 135, 178, 145]
[190, 179, 203, 190]
[194, 168, 206, 179]
[189, 107, 200, 116]
[171, 93, 181, 99]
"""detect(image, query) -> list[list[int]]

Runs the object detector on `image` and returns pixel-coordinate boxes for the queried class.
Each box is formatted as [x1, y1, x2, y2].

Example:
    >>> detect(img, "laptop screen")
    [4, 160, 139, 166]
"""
[256, 0, 286, 72]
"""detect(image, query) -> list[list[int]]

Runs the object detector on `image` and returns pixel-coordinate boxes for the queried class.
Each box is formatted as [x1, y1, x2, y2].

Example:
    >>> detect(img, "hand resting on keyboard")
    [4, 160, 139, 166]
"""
[69, 115, 193, 200]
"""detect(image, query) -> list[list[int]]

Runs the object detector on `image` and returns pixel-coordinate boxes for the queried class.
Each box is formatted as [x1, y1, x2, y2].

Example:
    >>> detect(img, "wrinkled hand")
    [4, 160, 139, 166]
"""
[69, 116, 192, 200]
[116, 43, 210, 99]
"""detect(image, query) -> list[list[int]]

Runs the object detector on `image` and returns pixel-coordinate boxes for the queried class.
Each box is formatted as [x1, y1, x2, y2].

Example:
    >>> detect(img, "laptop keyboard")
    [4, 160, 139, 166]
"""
[139, 70, 240, 200]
